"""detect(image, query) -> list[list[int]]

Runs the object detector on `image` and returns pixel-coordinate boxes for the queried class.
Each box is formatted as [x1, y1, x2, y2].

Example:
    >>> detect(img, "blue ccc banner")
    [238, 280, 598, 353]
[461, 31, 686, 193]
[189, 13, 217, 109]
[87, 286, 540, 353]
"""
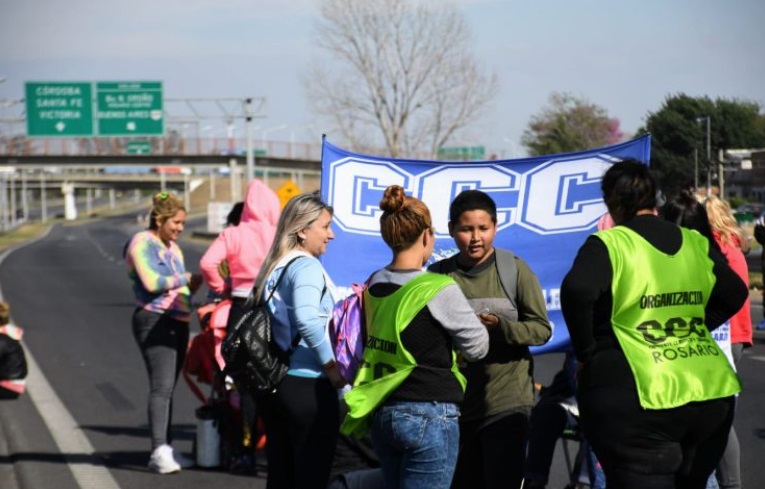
[320, 135, 651, 354]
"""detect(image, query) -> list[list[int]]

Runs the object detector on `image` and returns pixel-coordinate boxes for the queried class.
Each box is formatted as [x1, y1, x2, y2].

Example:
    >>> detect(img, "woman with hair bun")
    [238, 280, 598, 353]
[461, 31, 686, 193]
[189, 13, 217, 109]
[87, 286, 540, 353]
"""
[342, 184, 490, 489]
[125, 191, 203, 474]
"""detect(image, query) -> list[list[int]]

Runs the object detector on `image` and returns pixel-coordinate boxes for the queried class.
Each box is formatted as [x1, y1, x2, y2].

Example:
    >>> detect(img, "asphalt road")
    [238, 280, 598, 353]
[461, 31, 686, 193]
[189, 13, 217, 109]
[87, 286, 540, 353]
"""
[0, 216, 764, 489]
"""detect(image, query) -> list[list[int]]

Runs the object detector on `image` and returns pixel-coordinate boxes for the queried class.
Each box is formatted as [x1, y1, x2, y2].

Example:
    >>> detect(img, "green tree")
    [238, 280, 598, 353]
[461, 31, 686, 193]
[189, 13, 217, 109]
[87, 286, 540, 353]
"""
[641, 94, 765, 193]
[521, 92, 623, 157]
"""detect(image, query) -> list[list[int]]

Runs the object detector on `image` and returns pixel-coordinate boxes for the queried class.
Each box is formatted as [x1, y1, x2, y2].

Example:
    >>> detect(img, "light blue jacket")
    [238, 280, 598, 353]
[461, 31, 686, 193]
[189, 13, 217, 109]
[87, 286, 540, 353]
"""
[263, 252, 336, 378]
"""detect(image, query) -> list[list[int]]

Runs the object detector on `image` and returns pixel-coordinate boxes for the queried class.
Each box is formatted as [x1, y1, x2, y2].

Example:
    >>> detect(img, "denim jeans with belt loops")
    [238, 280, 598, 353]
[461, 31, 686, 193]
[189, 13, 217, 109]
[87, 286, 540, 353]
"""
[371, 400, 460, 489]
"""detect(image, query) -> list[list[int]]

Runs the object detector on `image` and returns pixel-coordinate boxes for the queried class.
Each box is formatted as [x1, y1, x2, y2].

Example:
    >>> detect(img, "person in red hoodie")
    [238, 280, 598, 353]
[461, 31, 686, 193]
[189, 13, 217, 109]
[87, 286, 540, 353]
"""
[200, 179, 281, 473]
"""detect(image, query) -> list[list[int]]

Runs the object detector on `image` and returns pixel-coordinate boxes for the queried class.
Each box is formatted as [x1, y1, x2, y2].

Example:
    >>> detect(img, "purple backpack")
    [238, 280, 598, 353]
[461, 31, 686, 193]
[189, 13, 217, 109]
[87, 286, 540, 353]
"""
[329, 280, 369, 384]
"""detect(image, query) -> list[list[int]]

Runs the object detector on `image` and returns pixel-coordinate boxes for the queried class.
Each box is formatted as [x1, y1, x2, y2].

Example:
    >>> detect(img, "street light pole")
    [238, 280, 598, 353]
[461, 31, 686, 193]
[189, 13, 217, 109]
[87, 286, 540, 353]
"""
[705, 116, 711, 195]
[696, 116, 712, 195]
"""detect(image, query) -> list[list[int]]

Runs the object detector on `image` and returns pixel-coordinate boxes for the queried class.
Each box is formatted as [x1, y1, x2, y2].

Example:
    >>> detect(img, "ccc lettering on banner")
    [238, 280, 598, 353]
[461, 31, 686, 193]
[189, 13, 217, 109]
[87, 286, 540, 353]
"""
[325, 156, 614, 237]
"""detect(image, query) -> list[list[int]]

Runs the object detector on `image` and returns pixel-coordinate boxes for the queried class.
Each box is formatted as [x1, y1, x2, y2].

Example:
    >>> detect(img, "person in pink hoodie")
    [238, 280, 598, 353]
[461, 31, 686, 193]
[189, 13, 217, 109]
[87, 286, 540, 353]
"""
[201, 179, 281, 330]
[199, 178, 280, 473]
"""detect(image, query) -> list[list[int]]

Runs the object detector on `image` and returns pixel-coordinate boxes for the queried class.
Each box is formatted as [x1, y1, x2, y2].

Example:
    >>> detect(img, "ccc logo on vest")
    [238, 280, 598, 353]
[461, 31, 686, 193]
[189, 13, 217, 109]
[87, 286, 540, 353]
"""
[636, 317, 706, 345]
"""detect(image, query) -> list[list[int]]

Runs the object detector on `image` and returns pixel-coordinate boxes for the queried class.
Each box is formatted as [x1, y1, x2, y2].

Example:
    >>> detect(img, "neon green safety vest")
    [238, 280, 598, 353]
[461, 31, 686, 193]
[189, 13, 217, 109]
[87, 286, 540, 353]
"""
[341, 272, 464, 437]
[596, 226, 741, 409]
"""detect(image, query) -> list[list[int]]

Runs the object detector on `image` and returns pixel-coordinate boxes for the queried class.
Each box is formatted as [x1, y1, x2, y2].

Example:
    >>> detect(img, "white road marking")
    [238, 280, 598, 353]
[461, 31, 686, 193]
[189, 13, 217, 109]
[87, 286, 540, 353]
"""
[0, 226, 121, 489]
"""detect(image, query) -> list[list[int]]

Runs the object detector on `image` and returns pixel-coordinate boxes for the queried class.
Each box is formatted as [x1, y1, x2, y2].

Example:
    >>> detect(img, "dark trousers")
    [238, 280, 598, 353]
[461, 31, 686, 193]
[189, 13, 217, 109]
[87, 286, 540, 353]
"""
[259, 374, 340, 489]
[524, 401, 570, 485]
[579, 385, 735, 489]
[715, 343, 745, 489]
[132, 309, 189, 449]
[451, 412, 529, 489]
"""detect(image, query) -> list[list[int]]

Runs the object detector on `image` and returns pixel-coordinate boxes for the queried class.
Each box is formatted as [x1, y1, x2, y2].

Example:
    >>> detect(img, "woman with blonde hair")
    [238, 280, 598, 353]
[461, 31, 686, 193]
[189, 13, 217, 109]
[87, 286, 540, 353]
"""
[253, 191, 344, 489]
[342, 185, 489, 489]
[704, 195, 752, 353]
[125, 191, 203, 474]
[704, 195, 752, 489]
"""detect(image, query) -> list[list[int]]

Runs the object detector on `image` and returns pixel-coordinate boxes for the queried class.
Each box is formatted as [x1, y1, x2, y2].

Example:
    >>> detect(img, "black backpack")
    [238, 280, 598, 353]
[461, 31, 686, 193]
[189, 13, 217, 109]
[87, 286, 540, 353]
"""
[221, 257, 302, 395]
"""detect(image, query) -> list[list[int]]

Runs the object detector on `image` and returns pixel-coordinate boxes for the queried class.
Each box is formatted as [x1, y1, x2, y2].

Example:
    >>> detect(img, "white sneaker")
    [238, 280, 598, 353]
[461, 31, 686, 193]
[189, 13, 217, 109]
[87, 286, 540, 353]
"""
[148, 444, 181, 474]
[172, 447, 195, 469]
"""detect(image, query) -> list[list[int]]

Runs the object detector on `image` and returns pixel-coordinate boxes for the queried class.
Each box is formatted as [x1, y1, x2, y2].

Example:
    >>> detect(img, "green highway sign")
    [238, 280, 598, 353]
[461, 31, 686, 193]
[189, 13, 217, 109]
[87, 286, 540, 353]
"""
[438, 145, 486, 161]
[126, 140, 153, 155]
[25, 82, 94, 137]
[96, 81, 164, 136]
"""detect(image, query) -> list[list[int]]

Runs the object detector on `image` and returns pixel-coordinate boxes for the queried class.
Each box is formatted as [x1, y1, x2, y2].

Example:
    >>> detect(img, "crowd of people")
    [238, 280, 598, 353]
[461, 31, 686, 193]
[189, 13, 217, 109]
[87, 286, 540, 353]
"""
[122, 158, 753, 489]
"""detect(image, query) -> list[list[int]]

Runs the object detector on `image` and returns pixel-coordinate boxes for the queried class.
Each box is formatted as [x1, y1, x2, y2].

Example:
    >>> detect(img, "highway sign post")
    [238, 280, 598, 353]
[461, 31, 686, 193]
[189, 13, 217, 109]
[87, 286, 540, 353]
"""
[96, 81, 164, 136]
[25, 82, 94, 137]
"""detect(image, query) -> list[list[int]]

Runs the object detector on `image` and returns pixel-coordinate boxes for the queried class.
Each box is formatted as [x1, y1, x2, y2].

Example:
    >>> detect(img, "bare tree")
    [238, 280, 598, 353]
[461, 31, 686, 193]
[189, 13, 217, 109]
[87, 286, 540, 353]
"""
[304, 0, 498, 158]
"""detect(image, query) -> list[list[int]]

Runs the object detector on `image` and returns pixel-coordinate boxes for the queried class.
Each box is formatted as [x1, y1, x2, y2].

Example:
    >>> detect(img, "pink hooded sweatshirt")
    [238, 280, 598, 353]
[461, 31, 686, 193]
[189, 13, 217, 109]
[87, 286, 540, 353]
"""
[200, 179, 280, 298]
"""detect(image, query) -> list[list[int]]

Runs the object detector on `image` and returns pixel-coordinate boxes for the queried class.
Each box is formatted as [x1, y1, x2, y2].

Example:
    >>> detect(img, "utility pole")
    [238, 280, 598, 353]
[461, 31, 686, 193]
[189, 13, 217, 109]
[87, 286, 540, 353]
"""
[718, 148, 725, 199]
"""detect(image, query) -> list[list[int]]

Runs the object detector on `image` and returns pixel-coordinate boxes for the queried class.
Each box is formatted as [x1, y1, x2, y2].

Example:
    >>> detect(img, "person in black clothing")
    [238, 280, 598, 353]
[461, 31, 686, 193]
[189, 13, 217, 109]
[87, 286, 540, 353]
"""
[755, 213, 765, 330]
[0, 301, 27, 400]
[560, 160, 748, 489]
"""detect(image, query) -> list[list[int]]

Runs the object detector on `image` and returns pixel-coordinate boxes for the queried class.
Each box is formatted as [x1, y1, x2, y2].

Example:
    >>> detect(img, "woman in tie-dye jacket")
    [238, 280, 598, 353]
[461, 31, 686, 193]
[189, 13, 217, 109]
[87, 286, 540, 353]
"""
[125, 191, 203, 474]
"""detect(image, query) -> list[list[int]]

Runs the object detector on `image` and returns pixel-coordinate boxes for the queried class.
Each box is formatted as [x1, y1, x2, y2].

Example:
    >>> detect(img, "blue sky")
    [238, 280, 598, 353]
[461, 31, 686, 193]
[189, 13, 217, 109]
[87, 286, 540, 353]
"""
[1, 0, 763, 157]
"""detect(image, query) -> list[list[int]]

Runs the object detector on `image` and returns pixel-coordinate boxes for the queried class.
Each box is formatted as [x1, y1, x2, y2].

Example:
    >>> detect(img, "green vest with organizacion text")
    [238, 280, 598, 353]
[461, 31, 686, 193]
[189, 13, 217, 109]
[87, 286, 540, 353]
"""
[596, 226, 741, 410]
[340, 272, 463, 437]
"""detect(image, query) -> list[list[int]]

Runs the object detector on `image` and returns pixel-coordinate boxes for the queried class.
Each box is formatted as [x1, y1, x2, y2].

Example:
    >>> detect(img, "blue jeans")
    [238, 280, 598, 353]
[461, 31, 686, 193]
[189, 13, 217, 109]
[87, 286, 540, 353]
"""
[371, 401, 459, 489]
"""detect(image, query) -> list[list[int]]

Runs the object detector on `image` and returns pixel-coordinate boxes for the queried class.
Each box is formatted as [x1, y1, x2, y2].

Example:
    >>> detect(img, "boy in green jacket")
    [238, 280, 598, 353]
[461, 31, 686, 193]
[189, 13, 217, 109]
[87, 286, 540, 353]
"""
[428, 189, 552, 489]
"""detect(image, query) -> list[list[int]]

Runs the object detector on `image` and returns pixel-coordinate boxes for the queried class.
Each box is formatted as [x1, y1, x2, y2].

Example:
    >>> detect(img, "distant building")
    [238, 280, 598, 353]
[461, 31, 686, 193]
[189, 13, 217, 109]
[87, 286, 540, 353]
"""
[722, 149, 765, 203]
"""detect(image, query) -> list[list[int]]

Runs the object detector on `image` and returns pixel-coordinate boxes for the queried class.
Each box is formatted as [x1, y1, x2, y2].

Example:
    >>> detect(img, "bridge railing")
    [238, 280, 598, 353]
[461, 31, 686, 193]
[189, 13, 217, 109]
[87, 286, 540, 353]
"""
[0, 135, 323, 161]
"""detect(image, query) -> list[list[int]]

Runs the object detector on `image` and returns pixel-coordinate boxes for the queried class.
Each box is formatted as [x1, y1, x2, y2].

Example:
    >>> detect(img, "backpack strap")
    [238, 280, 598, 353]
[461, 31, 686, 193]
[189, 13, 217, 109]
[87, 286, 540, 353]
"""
[243, 256, 305, 355]
[427, 250, 518, 308]
[495, 248, 518, 309]
[262, 256, 304, 305]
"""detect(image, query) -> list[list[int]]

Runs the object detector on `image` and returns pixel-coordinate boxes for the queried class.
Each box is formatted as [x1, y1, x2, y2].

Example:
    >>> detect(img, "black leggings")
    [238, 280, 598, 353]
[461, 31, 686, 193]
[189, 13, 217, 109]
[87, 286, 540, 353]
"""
[132, 309, 189, 449]
[259, 375, 340, 489]
[578, 386, 735, 489]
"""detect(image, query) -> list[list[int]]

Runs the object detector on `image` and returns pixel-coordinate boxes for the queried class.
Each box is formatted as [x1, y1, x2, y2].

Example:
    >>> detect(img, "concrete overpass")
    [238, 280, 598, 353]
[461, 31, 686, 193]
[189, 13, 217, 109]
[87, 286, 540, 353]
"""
[0, 143, 323, 229]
